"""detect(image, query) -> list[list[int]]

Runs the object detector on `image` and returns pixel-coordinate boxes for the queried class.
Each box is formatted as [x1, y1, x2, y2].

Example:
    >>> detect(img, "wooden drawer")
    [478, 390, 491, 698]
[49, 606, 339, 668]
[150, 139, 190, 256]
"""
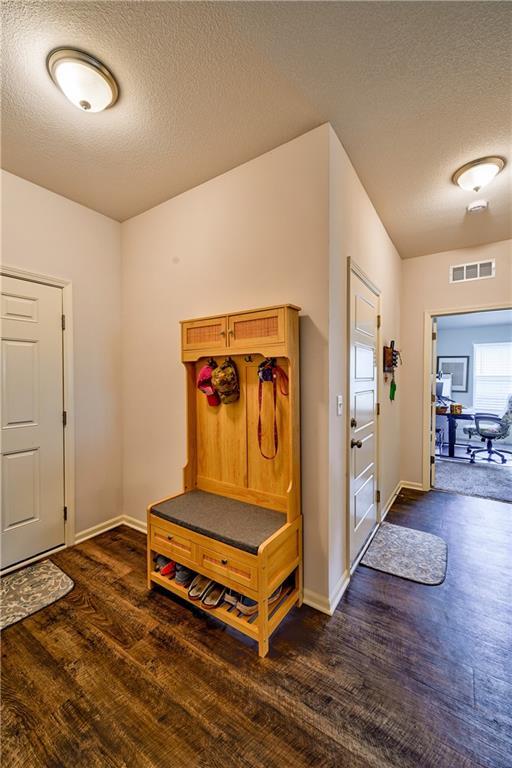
[227, 308, 285, 349]
[182, 316, 227, 352]
[197, 545, 258, 591]
[151, 524, 197, 567]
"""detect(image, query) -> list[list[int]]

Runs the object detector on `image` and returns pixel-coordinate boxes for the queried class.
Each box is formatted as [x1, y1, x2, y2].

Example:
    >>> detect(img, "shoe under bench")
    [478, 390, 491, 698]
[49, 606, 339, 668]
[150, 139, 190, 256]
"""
[147, 489, 302, 657]
[147, 304, 303, 657]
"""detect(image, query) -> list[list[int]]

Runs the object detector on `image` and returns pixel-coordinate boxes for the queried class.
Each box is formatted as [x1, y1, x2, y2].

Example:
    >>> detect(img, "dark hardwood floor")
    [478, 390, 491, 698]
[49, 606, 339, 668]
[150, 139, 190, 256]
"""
[2, 489, 511, 767]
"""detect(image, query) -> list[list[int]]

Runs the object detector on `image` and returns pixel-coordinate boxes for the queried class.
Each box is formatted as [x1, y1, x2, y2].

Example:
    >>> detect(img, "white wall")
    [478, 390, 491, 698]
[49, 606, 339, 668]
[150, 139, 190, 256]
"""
[401, 239, 512, 485]
[328, 127, 402, 603]
[1, 170, 123, 534]
[121, 126, 331, 599]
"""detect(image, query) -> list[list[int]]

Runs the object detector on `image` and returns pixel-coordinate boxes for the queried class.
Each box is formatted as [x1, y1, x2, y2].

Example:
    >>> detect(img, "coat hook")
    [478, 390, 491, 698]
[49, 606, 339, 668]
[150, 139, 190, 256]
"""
[244, 355, 253, 362]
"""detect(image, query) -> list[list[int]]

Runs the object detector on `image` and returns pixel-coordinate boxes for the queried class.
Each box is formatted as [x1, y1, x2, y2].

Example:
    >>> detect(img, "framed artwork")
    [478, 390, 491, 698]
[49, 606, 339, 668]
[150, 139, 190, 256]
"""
[437, 355, 469, 392]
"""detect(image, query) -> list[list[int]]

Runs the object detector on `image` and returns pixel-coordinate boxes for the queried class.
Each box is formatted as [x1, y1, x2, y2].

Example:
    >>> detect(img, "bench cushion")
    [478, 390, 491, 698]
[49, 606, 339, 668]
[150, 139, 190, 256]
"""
[151, 490, 286, 555]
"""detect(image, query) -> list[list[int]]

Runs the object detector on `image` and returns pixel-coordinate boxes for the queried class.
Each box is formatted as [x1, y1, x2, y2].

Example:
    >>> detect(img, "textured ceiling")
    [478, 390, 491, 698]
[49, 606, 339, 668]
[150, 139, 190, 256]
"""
[2, 1, 511, 258]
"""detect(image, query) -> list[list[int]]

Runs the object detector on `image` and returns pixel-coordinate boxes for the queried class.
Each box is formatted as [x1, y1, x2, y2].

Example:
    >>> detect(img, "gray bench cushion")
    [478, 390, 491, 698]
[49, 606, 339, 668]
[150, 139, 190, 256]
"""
[151, 490, 286, 555]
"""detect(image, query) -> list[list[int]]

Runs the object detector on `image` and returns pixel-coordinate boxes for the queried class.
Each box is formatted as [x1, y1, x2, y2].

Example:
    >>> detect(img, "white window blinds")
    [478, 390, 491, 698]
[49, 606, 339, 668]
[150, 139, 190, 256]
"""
[474, 342, 512, 414]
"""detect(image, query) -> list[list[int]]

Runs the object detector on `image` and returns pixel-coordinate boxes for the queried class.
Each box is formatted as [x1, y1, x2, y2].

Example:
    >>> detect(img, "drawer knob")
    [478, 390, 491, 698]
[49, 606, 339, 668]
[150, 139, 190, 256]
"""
[221, 559, 228, 565]
[167, 535, 173, 541]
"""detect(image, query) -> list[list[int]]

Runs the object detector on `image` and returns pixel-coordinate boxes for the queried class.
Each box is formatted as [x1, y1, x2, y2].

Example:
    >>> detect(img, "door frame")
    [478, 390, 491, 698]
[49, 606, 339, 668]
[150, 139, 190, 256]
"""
[422, 300, 512, 491]
[346, 259, 381, 572]
[1, 265, 76, 570]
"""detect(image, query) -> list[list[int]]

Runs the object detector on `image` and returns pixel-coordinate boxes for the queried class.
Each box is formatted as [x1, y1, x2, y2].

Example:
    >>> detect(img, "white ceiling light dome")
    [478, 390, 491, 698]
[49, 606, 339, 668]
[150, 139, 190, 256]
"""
[46, 48, 119, 112]
[452, 156, 505, 192]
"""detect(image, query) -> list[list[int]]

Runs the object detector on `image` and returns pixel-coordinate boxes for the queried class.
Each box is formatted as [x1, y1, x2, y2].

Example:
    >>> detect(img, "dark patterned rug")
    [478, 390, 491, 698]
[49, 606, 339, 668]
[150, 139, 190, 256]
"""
[1, 560, 74, 630]
[361, 522, 447, 585]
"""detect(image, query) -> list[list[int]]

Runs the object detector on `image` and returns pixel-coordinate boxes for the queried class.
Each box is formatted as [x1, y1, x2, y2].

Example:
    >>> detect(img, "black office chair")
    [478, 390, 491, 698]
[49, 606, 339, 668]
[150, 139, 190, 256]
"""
[469, 396, 512, 464]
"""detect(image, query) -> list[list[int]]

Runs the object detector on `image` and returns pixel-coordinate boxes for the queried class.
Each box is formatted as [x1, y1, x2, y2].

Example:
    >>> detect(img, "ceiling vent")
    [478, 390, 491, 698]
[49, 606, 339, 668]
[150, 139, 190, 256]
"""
[449, 260, 495, 284]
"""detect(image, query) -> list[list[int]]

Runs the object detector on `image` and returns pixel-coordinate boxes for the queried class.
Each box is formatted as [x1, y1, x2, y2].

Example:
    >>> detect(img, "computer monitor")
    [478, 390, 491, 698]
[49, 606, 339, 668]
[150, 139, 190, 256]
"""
[436, 373, 452, 399]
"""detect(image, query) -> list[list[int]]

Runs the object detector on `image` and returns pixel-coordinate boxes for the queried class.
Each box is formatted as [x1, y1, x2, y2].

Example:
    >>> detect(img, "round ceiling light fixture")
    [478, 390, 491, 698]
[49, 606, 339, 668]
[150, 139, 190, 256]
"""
[46, 48, 119, 112]
[452, 156, 505, 192]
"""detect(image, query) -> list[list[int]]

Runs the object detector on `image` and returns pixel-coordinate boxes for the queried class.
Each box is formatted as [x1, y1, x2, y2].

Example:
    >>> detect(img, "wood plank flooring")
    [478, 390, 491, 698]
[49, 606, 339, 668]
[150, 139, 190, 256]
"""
[2, 488, 511, 767]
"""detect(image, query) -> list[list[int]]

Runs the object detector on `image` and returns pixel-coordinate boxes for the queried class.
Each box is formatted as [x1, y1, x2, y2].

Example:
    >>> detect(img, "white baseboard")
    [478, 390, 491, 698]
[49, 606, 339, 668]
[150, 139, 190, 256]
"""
[328, 571, 350, 613]
[74, 516, 124, 544]
[122, 515, 147, 534]
[399, 480, 424, 492]
[75, 514, 147, 544]
[303, 570, 350, 616]
[303, 588, 331, 615]
[381, 481, 401, 522]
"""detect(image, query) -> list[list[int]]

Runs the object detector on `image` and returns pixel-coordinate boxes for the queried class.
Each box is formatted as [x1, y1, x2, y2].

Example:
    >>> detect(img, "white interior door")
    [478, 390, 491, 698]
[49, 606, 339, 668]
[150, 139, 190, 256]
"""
[430, 317, 438, 487]
[349, 268, 379, 565]
[1, 276, 65, 569]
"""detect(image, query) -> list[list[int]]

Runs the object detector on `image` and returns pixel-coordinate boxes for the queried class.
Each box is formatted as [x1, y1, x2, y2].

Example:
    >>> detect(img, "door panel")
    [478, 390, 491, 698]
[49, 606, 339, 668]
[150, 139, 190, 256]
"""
[2, 449, 40, 528]
[354, 294, 376, 339]
[354, 344, 374, 380]
[349, 269, 379, 565]
[354, 433, 375, 479]
[353, 472, 375, 532]
[2, 340, 39, 426]
[1, 276, 64, 569]
[353, 390, 375, 433]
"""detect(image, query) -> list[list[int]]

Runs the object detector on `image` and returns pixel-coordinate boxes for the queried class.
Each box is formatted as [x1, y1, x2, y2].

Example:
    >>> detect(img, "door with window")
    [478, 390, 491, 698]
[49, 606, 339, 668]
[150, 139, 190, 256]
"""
[1, 276, 65, 569]
[349, 267, 379, 565]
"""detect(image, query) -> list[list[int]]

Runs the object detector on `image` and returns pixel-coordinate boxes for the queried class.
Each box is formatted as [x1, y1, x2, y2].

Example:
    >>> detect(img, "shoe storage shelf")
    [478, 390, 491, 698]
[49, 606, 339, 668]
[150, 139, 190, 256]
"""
[147, 304, 302, 657]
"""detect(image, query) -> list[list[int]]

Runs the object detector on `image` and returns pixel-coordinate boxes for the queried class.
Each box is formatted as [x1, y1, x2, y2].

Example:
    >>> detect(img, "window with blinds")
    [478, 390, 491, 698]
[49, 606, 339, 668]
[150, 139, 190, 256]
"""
[473, 342, 512, 414]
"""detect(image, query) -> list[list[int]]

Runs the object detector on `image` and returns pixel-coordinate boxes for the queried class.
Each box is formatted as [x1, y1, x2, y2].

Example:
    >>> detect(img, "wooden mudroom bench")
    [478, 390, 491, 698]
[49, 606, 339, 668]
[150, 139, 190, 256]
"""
[147, 304, 302, 657]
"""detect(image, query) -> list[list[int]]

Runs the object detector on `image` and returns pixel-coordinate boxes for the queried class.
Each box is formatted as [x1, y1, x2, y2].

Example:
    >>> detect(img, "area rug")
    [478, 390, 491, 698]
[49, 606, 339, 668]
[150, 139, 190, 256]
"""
[1, 560, 74, 630]
[434, 459, 512, 503]
[361, 523, 447, 585]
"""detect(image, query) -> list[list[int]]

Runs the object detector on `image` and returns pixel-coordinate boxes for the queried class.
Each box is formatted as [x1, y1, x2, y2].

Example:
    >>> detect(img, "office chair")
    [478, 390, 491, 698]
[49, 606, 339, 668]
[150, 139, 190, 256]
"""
[469, 395, 512, 465]
[463, 413, 496, 453]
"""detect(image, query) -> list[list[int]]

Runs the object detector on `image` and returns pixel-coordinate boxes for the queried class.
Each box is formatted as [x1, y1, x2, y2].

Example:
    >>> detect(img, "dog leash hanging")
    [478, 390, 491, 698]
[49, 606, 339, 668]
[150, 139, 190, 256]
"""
[257, 359, 289, 460]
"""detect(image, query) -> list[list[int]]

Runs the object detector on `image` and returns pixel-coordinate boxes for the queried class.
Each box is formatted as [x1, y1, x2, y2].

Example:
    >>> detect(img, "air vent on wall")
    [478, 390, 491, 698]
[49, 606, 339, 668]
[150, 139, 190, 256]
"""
[449, 260, 495, 284]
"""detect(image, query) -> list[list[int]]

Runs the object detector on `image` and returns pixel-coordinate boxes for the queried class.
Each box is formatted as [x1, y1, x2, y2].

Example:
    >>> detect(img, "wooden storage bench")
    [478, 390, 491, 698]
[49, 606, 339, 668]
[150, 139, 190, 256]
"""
[147, 304, 302, 657]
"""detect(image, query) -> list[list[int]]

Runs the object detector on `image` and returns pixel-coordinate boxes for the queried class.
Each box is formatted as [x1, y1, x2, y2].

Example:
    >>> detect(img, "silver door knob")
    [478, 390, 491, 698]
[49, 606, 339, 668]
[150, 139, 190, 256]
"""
[351, 439, 363, 449]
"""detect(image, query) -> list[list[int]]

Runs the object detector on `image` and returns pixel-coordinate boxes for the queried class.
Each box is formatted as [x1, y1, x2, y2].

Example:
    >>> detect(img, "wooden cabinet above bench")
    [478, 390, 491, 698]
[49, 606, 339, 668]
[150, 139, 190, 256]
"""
[181, 304, 300, 361]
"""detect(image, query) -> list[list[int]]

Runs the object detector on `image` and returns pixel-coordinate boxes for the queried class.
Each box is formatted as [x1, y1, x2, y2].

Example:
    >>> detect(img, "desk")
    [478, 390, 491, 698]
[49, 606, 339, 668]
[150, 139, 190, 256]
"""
[444, 412, 474, 457]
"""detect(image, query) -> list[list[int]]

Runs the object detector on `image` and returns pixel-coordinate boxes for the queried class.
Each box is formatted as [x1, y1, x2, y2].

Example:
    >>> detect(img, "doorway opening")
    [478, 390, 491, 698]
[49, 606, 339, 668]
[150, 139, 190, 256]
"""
[426, 306, 512, 503]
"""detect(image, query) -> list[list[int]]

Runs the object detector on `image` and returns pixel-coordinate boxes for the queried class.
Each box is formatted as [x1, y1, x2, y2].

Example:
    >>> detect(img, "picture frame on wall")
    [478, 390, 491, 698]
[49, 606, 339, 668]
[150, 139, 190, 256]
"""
[437, 355, 469, 392]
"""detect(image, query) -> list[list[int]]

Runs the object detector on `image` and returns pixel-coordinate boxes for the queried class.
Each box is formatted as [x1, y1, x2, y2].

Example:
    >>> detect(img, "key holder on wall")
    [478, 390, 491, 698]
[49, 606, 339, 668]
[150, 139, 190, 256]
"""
[383, 340, 402, 401]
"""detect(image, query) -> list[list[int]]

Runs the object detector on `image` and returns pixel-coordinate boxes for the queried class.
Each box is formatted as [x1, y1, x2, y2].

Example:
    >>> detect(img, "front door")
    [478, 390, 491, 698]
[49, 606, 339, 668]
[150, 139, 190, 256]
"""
[349, 268, 379, 565]
[1, 276, 65, 569]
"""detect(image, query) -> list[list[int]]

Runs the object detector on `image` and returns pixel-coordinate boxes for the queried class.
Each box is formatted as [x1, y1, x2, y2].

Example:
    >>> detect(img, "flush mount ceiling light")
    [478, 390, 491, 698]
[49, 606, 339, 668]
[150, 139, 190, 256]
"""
[46, 48, 119, 112]
[452, 156, 505, 192]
